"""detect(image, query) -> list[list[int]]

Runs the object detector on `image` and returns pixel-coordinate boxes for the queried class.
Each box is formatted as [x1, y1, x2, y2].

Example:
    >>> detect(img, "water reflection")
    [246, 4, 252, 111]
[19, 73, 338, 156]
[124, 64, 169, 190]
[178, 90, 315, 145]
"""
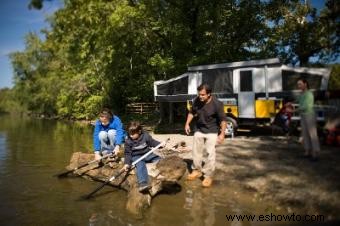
[88, 211, 126, 226]
[184, 188, 216, 226]
[0, 132, 8, 166]
[0, 115, 290, 226]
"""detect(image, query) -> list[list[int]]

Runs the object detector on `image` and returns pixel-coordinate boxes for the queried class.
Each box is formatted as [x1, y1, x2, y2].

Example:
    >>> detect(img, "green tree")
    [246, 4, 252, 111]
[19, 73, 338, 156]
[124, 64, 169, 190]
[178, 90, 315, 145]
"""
[11, 0, 337, 120]
[10, 33, 53, 115]
[265, 0, 339, 66]
[0, 88, 25, 113]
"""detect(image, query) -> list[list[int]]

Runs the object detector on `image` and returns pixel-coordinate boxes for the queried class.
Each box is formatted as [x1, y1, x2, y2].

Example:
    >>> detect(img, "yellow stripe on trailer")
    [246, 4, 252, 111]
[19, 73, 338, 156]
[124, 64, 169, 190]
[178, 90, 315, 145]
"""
[255, 99, 282, 118]
[224, 105, 238, 117]
[186, 100, 192, 111]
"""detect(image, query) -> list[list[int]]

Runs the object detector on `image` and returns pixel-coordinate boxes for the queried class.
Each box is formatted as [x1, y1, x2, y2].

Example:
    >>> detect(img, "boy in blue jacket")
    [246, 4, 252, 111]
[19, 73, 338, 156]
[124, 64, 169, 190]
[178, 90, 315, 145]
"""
[93, 108, 125, 160]
[123, 121, 161, 192]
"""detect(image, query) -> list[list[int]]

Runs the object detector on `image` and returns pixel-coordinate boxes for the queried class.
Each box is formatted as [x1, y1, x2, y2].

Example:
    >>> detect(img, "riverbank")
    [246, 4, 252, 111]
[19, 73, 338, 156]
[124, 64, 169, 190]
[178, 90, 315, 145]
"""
[152, 133, 340, 222]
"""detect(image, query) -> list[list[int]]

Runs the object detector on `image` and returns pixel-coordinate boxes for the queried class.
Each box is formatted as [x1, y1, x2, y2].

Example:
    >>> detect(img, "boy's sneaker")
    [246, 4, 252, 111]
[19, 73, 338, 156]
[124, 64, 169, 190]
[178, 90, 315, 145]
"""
[138, 184, 151, 193]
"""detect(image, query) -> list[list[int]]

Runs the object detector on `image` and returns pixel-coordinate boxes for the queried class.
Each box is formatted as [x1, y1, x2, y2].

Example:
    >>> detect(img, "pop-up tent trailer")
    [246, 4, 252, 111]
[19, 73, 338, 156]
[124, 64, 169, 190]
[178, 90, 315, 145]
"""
[154, 58, 331, 129]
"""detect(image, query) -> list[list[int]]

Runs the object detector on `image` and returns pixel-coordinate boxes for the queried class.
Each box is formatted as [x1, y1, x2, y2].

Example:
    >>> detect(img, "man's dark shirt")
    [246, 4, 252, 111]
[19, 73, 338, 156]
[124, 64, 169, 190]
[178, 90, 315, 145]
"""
[190, 96, 227, 134]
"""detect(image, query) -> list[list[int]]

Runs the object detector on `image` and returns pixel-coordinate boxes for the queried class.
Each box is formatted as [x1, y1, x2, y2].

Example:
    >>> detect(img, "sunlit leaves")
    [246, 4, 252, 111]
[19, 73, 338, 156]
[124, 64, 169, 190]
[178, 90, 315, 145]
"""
[8, 0, 338, 118]
[265, 0, 338, 65]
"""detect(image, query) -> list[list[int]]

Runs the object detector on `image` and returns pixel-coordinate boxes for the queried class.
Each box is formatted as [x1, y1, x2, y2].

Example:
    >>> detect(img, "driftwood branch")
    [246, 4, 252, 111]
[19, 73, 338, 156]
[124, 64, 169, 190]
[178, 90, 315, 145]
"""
[66, 151, 187, 215]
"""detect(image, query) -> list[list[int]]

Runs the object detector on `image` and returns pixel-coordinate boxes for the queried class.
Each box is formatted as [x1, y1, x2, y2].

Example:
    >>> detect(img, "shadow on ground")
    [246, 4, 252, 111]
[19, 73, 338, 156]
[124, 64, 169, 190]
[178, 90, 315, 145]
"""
[215, 133, 340, 221]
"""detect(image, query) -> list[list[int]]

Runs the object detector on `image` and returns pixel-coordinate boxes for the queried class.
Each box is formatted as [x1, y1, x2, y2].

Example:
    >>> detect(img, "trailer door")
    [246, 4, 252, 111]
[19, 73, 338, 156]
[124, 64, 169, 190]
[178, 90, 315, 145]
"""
[238, 70, 255, 118]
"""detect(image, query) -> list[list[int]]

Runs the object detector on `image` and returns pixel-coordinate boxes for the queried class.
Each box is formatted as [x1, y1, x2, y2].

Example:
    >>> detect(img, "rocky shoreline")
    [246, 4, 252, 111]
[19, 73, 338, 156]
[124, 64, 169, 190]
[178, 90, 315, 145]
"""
[65, 133, 340, 221]
[65, 148, 187, 216]
[152, 133, 340, 221]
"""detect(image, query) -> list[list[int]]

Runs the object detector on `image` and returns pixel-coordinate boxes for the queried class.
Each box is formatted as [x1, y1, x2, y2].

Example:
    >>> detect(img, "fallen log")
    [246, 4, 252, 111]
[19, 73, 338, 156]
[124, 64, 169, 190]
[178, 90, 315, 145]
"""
[66, 151, 187, 215]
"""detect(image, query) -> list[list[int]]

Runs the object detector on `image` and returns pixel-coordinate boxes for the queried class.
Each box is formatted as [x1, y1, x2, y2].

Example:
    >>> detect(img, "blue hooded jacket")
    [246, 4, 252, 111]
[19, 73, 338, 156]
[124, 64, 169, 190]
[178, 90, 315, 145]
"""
[93, 115, 125, 152]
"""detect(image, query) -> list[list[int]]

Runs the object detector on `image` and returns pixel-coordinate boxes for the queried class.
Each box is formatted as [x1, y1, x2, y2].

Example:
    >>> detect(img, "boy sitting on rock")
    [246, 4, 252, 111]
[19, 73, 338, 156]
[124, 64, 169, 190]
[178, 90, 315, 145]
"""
[123, 121, 161, 193]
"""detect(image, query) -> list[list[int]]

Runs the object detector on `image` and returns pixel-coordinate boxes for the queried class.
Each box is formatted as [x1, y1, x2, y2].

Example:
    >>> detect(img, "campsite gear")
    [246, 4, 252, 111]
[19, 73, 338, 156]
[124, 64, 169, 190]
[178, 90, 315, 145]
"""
[55, 152, 115, 178]
[154, 58, 330, 134]
[82, 139, 169, 199]
[326, 127, 340, 146]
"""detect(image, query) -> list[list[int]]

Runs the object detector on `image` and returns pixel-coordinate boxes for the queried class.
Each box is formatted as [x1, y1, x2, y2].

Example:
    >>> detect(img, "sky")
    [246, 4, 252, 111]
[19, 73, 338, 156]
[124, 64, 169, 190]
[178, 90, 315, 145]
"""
[0, 0, 62, 89]
[0, 0, 330, 89]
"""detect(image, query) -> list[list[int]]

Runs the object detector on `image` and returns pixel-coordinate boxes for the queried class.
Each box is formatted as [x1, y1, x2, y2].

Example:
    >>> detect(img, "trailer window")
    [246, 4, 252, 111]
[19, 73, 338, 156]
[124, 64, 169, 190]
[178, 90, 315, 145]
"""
[282, 70, 322, 90]
[157, 76, 188, 95]
[240, 70, 253, 92]
[201, 69, 233, 94]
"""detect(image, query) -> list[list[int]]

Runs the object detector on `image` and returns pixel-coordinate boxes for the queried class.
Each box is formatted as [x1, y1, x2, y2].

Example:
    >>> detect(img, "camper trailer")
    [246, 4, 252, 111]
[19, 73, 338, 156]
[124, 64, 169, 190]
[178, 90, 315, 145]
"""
[154, 58, 330, 134]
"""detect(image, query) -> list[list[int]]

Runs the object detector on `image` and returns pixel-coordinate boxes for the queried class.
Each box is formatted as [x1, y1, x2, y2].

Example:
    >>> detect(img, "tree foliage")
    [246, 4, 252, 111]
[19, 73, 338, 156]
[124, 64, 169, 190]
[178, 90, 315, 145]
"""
[265, 0, 339, 65]
[8, 0, 338, 119]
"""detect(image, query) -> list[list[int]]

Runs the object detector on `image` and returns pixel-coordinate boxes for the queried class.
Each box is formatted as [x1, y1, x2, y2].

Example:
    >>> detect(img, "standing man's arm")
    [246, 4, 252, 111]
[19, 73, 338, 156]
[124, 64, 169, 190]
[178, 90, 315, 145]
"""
[217, 121, 227, 144]
[217, 102, 227, 144]
[185, 113, 194, 135]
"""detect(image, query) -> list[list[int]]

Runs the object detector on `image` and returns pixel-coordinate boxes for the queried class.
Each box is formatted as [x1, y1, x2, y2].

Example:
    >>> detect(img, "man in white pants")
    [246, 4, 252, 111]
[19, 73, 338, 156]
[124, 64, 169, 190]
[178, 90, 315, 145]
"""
[184, 84, 227, 187]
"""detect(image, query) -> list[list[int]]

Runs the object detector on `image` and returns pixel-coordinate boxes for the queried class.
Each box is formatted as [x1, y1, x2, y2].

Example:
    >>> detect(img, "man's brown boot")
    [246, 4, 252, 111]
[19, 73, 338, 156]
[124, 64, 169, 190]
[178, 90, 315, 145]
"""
[202, 177, 213, 187]
[186, 170, 202, 180]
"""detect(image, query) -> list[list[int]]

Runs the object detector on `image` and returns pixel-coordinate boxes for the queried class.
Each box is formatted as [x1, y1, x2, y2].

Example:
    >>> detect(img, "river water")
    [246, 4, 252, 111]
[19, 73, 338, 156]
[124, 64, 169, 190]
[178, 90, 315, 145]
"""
[0, 115, 283, 226]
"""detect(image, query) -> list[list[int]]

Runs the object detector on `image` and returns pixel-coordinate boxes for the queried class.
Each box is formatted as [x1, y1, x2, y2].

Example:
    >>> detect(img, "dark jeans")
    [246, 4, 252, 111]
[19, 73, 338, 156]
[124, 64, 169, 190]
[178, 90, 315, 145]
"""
[132, 153, 160, 186]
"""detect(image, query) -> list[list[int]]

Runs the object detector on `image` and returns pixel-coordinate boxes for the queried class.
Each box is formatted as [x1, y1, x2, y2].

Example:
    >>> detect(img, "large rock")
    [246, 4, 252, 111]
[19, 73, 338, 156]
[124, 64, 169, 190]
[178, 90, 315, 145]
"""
[66, 151, 187, 215]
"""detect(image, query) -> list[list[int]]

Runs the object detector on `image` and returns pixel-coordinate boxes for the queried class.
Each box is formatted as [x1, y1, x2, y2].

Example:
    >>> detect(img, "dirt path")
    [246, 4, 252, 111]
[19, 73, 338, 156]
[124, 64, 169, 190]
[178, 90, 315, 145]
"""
[152, 133, 340, 221]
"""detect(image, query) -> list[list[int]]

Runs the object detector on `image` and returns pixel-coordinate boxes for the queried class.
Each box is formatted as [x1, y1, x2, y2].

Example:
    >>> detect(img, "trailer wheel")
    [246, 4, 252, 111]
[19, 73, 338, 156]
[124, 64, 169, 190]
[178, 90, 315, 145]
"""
[225, 117, 238, 137]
